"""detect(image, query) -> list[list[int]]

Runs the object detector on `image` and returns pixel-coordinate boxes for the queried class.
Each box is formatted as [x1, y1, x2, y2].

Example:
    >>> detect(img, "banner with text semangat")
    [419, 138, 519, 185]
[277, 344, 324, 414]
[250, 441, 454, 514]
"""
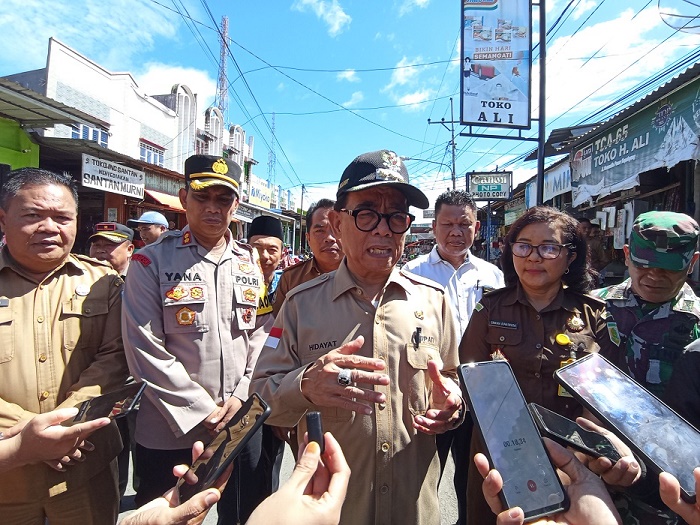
[460, 0, 532, 129]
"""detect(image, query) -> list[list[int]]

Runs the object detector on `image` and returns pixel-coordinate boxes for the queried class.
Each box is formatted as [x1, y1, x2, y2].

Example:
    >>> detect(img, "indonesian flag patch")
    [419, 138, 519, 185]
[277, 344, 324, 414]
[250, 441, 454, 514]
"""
[265, 326, 283, 349]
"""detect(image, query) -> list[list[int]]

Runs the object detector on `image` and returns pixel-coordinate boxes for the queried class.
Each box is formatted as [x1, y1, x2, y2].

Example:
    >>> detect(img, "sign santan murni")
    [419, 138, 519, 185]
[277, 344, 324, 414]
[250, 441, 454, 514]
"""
[571, 75, 700, 207]
[469, 171, 512, 200]
[82, 153, 145, 199]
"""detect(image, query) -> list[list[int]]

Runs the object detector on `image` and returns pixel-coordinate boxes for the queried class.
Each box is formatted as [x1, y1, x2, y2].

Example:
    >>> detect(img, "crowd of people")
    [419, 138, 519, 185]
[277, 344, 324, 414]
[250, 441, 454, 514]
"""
[0, 149, 699, 525]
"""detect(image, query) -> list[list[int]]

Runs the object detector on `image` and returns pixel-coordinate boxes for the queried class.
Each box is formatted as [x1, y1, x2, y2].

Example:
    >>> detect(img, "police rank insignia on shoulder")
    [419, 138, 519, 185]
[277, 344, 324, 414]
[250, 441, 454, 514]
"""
[176, 306, 196, 325]
[566, 314, 585, 332]
[182, 231, 192, 245]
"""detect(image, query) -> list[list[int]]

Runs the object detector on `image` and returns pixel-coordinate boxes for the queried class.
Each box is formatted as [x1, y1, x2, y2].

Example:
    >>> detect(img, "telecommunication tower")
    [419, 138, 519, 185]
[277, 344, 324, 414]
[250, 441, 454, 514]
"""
[216, 16, 228, 117]
[267, 112, 277, 184]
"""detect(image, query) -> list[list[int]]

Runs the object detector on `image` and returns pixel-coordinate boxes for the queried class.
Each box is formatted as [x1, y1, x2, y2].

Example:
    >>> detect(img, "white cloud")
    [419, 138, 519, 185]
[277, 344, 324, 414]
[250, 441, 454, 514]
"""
[0, 0, 183, 74]
[342, 91, 364, 107]
[399, 0, 432, 17]
[292, 0, 351, 37]
[383, 56, 423, 91]
[572, 0, 597, 19]
[396, 89, 434, 110]
[136, 63, 217, 128]
[337, 69, 360, 82]
[540, 8, 700, 122]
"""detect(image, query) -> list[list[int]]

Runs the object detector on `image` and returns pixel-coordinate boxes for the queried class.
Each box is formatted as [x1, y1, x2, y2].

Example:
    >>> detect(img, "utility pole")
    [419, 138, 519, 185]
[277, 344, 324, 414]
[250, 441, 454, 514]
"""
[427, 97, 458, 190]
[299, 184, 305, 253]
[536, 0, 546, 205]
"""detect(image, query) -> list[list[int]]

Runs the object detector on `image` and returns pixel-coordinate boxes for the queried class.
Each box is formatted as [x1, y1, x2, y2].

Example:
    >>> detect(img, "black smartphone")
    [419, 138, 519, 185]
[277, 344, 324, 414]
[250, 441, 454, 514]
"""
[306, 411, 324, 454]
[458, 361, 568, 521]
[528, 403, 621, 462]
[555, 353, 700, 503]
[64, 382, 147, 426]
[176, 393, 271, 501]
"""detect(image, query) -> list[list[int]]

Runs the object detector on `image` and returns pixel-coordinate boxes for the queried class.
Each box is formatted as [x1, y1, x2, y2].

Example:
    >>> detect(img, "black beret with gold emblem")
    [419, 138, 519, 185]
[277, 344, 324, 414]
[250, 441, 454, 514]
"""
[184, 155, 242, 196]
[336, 149, 429, 209]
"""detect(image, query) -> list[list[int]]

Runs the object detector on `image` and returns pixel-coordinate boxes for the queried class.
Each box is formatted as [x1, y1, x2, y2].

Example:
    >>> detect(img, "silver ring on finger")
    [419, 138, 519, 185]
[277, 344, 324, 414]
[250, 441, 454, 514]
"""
[337, 368, 353, 386]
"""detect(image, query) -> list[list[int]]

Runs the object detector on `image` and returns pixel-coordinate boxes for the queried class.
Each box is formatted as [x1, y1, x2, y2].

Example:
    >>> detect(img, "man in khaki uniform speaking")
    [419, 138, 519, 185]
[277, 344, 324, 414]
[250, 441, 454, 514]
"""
[252, 150, 465, 525]
[0, 168, 127, 524]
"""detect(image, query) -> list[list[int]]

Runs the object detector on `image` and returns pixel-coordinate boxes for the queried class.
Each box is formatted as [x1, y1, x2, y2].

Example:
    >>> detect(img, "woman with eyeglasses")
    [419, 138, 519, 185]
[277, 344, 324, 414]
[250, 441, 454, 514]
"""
[458, 206, 619, 525]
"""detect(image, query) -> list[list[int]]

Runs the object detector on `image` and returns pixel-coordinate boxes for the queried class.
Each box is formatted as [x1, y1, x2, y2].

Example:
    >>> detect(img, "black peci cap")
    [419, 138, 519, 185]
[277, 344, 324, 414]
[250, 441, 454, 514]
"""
[336, 149, 429, 209]
[248, 216, 284, 241]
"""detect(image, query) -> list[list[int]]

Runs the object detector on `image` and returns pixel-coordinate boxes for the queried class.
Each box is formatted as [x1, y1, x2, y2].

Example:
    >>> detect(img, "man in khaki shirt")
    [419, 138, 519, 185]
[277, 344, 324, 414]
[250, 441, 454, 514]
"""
[0, 168, 127, 524]
[252, 150, 465, 524]
[272, 198, 343, 317]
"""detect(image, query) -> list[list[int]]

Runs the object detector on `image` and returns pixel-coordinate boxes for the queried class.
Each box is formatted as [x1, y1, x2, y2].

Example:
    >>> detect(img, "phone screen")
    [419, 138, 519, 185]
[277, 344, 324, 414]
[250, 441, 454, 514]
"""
[177, 393, 270, 501]
[529, 403, 621, 462]
[459, 362, 567, 518]
[67, 382, 147, 425]
[556, 354, 700, 501]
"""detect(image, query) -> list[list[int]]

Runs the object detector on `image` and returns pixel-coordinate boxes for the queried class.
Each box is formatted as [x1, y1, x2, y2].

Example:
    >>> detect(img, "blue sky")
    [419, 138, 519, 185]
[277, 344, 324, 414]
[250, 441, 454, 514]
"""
[0, 0, 698, 208]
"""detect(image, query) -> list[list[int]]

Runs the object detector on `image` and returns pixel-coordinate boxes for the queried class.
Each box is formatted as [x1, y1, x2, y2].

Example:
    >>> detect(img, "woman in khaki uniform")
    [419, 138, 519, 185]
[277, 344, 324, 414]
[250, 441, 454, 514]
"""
[459, 206, 619, 525]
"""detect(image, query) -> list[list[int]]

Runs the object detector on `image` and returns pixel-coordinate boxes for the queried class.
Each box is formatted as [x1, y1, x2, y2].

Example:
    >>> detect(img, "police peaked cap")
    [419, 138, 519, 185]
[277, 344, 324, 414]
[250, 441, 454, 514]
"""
[184, 155, 242, 195]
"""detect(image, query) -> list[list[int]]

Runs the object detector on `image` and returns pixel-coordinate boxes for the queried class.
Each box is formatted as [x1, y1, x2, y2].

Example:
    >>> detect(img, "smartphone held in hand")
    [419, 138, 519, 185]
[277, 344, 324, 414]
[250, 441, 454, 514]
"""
[458, 361, 569, 521]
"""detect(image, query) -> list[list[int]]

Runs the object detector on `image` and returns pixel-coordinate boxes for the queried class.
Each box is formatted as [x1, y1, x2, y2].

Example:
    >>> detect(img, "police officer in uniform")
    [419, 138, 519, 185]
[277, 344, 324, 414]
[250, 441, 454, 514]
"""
[122, 155, 267, 524]
[592, 210, 700, 525]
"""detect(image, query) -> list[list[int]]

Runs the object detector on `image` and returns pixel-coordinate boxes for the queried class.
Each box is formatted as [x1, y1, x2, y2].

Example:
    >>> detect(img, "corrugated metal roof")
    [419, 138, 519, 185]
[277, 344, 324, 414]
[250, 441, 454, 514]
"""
[0, 78, 106, 128]
[566, 60, 700, 149]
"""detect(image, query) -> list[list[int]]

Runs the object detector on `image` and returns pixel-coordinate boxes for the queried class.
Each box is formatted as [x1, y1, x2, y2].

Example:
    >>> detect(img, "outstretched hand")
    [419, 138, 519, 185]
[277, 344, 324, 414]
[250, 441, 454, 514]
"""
[300, 336, 389, 416]
[413, 360, 463, 435]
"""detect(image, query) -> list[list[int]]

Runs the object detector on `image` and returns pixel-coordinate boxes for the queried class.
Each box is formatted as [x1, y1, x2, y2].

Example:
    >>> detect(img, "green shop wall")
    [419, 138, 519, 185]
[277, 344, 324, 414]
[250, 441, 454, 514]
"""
[0, 118, 40, 169]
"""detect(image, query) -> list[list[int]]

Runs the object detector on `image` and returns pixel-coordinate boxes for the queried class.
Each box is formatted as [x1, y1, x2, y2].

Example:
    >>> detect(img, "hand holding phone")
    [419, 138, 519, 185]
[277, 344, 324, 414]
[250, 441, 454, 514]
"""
[555, 353, 700, 503]
[63, 382, 146, 426]
[529, 403, 621, 462]
[458, 361, 569, 520]
[176, 393, 270, 502]
[476, 438, 621, 525]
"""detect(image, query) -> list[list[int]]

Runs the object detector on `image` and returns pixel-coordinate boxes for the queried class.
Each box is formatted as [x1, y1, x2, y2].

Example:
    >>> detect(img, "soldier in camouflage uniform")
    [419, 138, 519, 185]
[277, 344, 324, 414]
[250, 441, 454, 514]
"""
[592, 210, 700, 525]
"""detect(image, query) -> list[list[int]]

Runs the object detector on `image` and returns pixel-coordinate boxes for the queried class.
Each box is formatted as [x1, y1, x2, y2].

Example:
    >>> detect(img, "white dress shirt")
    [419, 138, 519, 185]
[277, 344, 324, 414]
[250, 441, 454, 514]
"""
[403, 245, 505, 338]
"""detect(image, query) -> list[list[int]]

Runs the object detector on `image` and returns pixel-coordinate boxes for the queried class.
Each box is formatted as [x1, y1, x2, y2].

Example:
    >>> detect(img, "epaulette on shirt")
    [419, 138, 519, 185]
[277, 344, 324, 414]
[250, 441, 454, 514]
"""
[285, 272, 331, 300]
[148, 229, 178, 247]
[281, 258, 306, 274]
[399, 267, 444, 292]
[74, 253, 116, 271]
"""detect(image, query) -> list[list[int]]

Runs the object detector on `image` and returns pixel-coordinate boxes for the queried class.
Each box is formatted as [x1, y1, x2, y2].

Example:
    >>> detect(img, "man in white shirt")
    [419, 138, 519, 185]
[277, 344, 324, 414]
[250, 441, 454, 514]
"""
[403, 189, 504, 525]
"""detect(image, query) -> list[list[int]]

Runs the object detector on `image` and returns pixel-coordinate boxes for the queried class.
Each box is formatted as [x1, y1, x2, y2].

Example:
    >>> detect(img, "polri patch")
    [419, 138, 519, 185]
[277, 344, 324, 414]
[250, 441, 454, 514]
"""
[176, 306, 196, 325]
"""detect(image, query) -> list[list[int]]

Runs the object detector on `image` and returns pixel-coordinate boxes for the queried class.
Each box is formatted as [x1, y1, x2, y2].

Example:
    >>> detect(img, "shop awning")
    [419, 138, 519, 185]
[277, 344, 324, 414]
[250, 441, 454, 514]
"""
[145, 189, 184, 212]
